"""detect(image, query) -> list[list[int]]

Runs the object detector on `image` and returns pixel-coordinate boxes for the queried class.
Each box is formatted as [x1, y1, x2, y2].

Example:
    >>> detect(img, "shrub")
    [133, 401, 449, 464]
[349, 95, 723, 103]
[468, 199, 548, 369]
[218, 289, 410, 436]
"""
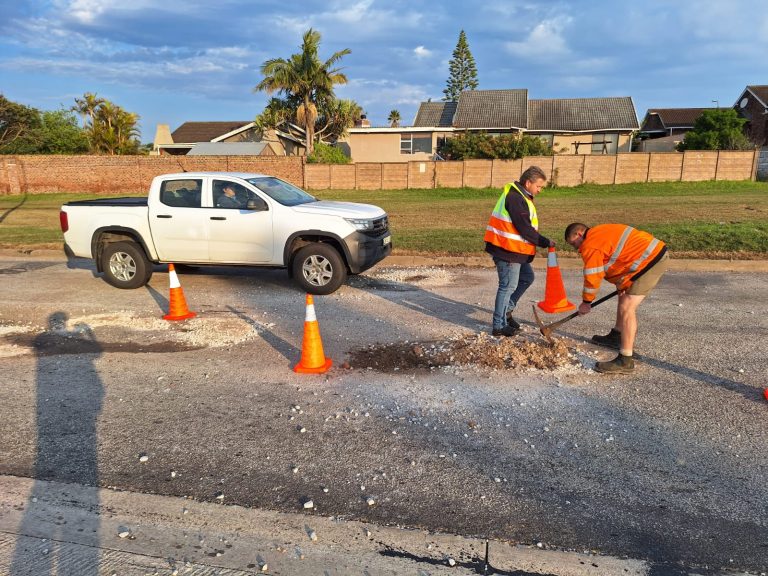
[307, 142, 351, 164]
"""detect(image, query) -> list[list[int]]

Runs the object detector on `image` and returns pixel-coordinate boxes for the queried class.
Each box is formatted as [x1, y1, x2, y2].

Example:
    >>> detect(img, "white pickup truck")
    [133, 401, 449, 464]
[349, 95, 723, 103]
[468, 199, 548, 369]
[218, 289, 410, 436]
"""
[60, 172, 392, 294]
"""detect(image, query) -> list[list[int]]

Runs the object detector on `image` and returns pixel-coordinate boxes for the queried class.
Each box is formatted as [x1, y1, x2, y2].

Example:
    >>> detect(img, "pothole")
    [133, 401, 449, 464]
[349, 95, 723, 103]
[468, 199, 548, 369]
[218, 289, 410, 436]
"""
[347, 332, 580, 372]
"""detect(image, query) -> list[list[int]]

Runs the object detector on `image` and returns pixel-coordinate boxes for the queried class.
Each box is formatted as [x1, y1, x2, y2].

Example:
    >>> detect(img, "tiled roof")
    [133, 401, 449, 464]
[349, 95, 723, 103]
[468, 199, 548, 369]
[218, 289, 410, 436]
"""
[644, 108, 711, 129]
[529, 97, 639, 132]
[187, 142, 274, 156]
[453, 89, 528, 129]
[746, 85, 768, 106]
[171, 121, 252, 143]
[413, 102, 457, 127]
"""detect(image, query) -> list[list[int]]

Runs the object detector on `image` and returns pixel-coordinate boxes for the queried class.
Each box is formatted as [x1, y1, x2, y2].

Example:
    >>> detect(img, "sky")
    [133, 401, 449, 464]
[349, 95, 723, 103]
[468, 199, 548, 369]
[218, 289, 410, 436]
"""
[2, 0, 768, 143]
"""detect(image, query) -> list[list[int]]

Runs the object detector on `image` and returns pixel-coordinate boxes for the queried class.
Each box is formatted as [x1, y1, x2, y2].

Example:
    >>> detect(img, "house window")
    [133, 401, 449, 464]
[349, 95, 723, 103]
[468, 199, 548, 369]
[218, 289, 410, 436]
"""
[592, 133, 618, 154]
[400, 134, 432, 154]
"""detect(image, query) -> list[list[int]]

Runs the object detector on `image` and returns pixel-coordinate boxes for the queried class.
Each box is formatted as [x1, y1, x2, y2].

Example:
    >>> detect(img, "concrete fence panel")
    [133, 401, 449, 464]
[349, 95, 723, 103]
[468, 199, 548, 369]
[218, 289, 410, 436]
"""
[615, 154, 650, 184]
[491, 159, 523, 188]
[330, 165, 356, 189]
[463, 160, 493, 188]
[648, 153, 684, 182]
[381, 163, 408, 189]
[435, 162, 463, 188]
[716, 150, 757, 181]
[356, 163, 382, 190]
[582, 155, 616, 184]
[408, 161, 435, 189]
[553, 155, 584, 187]
[681, 151, 718, 181]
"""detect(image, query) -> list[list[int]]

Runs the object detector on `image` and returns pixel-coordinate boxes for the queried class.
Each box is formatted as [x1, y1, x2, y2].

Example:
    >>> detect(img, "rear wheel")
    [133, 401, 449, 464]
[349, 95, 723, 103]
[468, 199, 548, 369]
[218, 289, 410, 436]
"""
[101, 241, 153, 289]
[291, 243, 347, 295]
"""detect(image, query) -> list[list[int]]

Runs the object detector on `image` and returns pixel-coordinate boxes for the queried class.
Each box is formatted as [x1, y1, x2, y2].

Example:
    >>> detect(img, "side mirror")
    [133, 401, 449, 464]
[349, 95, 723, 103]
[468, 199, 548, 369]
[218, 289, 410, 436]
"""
[246, 198, 268, 211]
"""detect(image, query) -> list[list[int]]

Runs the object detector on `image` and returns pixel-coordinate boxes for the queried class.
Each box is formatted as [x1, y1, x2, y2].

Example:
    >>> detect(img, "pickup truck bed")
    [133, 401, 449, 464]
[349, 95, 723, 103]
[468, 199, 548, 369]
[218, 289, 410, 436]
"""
[65, 197, 148, 207]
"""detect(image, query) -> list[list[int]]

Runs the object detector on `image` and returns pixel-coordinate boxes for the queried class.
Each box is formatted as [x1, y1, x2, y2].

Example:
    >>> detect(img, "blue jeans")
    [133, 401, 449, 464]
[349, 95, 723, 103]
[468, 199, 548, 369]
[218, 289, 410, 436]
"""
[492, 259, 534, 330]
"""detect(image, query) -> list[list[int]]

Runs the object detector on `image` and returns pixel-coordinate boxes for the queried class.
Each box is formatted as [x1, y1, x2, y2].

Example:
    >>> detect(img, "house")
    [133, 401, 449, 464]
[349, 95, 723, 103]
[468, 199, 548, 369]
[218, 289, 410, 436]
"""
[152, 121, 305, 156]
[637, 108, 713, 151]
[343, 89, 639, 162]
[733, 85, 768, 147]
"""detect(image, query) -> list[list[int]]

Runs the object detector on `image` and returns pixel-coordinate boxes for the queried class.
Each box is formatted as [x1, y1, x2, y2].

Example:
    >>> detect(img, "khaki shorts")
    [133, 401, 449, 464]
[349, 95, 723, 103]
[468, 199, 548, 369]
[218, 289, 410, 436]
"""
[627, 252, 669, 296]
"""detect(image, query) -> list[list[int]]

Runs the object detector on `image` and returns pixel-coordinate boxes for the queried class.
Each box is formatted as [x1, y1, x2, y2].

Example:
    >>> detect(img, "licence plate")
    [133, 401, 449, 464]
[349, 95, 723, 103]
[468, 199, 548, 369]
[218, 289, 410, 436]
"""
[382, 235, 391, 246]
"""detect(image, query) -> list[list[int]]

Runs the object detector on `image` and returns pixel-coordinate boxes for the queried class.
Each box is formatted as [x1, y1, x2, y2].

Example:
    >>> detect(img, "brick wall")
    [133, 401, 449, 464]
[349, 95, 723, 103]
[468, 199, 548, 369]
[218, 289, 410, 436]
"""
[0, 151, 757, 195]
[0, 155, 304, 194]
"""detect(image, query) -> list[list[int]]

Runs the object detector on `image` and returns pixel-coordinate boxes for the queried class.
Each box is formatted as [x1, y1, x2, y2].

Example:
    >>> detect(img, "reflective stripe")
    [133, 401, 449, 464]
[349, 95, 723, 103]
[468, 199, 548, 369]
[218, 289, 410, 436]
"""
[583, 266, 604, 276]
[628, 238, 659, 273]
[486, 225, 528, 243]
[583, 286, 599, 294]
[606, 226, 633, 269]
[547, 251, 557, 266]
[490, 209, 513, 223]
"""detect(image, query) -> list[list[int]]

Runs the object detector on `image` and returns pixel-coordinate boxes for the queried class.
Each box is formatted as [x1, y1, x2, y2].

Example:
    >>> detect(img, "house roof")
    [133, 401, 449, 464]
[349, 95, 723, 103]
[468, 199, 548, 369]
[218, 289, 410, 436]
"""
[171, 121, 252, 143]
[186, 142, 276, 156]
[453, 89, 528, 129]
[745, 85, 768, 107]
[413, 102, 458, 127]
[643, 108, 711, 129]
[528, 97, 639, 132]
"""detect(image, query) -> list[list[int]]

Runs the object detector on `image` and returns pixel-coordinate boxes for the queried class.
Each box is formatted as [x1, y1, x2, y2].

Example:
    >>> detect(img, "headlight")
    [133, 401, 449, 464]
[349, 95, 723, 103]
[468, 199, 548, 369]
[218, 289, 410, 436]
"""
[344, 218, 374, 231]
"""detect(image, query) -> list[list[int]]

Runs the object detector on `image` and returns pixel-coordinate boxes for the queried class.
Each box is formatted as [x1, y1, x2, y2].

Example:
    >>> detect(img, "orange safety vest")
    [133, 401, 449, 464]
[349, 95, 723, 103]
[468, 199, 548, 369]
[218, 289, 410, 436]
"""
[579, 224, 666, 302]
[484, 182, 538, 255]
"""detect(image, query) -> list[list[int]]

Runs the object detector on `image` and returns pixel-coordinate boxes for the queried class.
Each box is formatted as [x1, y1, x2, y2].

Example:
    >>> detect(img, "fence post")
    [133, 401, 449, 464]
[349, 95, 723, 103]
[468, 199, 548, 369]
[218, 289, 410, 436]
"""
[680, 151, 686, 181]
[714, 150, 721, 180]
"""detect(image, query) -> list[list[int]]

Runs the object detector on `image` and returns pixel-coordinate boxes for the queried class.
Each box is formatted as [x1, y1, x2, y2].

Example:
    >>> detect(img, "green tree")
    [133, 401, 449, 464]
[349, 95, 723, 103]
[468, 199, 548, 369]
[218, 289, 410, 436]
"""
[255, 28, 351, 156]
[387, 109, 401, 127]
[677, 108, 752, 151]
[72, 93, 141, 154]
[439, 131, 552, 160]
[0, 94, 39, 150]
[443, 30, 478, 102]
[306, 141, 350, 164]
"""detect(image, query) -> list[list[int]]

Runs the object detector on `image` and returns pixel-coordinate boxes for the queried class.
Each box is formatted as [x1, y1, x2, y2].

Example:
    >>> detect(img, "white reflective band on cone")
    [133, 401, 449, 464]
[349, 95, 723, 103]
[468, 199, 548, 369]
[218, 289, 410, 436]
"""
[169, 270, 181, 289]
[305, 305, 317, 322]
[547, 251, 558, 267]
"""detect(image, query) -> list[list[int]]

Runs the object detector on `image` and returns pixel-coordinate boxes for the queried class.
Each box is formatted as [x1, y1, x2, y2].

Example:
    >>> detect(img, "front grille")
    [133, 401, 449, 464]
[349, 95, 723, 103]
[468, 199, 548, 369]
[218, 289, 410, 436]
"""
[370, 215, 389, 235]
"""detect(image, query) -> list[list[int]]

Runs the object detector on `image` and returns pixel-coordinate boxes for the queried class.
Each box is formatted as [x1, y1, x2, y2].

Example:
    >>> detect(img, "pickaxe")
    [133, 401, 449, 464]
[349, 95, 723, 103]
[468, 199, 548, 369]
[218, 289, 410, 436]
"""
[532, 290, 618, 343]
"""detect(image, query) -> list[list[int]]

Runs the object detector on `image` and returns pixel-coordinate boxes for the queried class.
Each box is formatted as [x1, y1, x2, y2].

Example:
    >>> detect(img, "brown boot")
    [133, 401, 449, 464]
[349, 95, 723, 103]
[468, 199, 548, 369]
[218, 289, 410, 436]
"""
[595, 354, 634, 374]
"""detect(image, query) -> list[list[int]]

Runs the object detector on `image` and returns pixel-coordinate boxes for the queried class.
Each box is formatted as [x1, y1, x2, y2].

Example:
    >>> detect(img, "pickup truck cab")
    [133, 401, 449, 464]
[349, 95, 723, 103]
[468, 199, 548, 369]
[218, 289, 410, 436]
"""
[60, 172, 392, 294]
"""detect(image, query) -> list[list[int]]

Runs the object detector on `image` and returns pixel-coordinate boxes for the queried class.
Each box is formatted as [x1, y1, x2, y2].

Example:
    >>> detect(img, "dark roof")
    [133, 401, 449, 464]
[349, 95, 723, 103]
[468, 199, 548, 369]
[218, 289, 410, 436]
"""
[643, 108, 711, 129]
[171, 121, 252, 143]
[529, 97, 639, 131]
[746, 85, 768, 107]
[453, 89, 528, 129]
[413, 102, 457, 127]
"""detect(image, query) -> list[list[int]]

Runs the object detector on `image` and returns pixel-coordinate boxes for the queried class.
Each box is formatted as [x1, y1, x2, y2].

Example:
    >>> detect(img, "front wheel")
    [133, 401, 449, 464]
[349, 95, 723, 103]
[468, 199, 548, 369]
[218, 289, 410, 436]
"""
[291, 243, 347, 295]
[101, 241, 153, 289]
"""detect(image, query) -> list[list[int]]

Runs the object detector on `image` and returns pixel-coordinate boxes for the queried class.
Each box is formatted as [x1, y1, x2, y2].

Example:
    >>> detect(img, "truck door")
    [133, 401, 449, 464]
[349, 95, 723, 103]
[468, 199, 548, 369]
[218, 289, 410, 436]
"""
[206, 179, 274, 263]
[149, 178, 210, 262]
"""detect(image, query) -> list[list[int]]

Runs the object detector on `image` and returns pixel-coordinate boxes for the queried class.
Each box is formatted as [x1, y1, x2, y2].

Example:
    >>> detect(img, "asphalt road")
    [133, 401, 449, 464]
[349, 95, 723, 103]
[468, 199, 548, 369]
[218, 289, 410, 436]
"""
[0, 251, 766, 575]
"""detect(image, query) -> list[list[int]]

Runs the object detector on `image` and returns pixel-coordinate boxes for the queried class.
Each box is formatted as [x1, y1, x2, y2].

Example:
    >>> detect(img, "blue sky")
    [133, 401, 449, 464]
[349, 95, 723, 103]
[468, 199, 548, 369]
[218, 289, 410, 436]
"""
[2, 0, 767, 143]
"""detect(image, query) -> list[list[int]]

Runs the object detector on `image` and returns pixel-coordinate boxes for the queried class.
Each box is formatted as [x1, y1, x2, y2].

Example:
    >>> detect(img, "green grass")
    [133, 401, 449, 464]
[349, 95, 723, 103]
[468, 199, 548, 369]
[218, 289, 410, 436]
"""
[2, 181, 768, 257]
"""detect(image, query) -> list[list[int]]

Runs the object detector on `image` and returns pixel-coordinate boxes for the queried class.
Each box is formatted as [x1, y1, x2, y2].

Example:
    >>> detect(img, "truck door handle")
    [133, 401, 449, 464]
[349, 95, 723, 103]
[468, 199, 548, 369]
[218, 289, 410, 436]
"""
[210, 216, 227, 221]
[156, 215, 172, 219]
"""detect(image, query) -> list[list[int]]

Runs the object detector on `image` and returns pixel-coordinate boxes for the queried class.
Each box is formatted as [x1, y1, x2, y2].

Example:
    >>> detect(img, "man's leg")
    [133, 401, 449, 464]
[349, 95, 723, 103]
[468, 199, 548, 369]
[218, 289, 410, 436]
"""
[595, 293, 645, 374]
[492, 259, 521, 335]
[506, 262, 533, 328]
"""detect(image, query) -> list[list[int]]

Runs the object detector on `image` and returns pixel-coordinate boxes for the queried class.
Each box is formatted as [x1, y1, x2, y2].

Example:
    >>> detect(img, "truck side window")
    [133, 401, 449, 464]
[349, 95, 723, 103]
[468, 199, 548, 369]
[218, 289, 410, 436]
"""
[160, 179, 202, 208]
[213, 180, 251, 209]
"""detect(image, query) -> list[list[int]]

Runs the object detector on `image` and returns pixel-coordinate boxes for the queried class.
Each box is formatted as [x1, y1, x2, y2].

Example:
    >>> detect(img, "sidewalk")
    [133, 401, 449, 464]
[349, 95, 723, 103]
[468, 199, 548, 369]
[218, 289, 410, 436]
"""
[0, 475, 648, 576]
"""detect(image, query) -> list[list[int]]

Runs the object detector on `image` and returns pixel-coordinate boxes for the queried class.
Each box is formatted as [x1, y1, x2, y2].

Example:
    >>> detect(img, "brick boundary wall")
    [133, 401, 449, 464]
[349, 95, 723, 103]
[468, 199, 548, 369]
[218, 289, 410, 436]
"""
[0, 155, 304, 195]
[0, 150, 757, 195]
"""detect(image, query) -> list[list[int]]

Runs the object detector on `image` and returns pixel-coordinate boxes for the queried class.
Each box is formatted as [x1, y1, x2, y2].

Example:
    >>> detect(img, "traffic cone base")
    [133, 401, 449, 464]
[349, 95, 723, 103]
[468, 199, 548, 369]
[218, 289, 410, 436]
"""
[294, 294, 332, 374]
[537, 247, 576, 314]
[163, 263, 197, 321]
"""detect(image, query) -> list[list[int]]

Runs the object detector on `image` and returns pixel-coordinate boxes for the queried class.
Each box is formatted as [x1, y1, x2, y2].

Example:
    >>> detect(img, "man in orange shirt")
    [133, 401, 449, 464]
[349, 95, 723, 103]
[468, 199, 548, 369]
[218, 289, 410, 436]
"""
[565, 223, 669, 374]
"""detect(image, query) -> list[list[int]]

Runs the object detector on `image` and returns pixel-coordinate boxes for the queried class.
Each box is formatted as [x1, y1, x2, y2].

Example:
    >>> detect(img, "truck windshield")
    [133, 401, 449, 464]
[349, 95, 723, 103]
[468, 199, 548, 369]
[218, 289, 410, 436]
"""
[247, 177, 317, 206]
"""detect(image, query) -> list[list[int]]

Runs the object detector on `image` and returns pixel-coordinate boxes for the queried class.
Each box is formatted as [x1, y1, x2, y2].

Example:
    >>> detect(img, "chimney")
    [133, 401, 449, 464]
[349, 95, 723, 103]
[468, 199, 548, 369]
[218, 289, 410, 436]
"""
[355, 114, 371, 128]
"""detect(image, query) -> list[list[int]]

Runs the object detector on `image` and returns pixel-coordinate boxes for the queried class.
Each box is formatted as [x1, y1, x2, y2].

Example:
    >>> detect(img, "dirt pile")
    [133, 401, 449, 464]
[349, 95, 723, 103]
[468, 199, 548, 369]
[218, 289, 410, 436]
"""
[347, 332, 577, 372]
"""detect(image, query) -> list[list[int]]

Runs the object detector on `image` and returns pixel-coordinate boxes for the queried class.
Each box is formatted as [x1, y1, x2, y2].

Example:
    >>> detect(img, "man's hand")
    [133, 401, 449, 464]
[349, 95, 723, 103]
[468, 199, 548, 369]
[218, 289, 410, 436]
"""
[578, 302, 592, 316]
[548, 240, 556, 248]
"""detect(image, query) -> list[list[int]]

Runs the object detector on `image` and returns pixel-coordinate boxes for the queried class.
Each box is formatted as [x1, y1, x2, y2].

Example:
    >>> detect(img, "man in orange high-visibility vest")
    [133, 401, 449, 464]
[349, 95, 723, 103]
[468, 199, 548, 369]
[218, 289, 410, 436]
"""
[565, 223, 670, 374]
[484, 166, 554, 337]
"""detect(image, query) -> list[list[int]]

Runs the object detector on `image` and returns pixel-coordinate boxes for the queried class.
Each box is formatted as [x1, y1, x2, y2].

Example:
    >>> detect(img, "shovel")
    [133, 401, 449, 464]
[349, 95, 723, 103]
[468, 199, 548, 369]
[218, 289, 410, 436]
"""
[532, 290, 618, 343]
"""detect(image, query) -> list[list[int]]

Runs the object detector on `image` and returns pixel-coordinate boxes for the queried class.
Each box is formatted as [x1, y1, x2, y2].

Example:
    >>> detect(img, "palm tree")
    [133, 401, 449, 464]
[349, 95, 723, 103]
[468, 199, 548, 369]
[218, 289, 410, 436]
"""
[255, 29, 350, 156]
[387, 110, 401, 128]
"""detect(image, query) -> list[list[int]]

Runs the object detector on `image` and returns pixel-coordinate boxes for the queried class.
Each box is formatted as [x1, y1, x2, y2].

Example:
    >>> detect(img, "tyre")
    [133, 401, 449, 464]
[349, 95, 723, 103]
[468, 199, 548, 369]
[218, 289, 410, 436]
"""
[291, 243, 347, 295]
[101, 241, 153, 289]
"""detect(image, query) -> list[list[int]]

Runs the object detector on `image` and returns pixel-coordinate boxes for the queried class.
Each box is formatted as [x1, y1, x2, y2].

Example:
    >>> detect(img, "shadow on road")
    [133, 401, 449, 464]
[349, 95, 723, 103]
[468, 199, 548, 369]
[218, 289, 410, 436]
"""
[10, 312, 103, 575]
[226, 305, 299, 362]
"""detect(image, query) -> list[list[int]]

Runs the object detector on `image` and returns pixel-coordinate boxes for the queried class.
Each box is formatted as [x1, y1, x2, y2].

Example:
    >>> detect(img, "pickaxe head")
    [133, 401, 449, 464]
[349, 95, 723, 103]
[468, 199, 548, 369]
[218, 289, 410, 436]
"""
[531, 304, 555, 343]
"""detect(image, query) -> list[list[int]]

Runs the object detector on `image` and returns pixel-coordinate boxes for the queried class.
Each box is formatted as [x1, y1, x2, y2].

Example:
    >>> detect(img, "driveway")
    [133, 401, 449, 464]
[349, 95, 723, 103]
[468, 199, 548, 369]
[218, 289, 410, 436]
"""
[0, 252, 766, 575]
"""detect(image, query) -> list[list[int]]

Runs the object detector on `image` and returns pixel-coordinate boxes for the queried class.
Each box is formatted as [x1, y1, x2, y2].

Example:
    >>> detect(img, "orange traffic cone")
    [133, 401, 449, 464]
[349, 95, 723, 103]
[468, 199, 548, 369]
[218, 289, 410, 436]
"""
[537, 247, 577, 314]
[294, 294, 332, 374]
[764, 388, 768, 402]
[163, 263, 196, 321]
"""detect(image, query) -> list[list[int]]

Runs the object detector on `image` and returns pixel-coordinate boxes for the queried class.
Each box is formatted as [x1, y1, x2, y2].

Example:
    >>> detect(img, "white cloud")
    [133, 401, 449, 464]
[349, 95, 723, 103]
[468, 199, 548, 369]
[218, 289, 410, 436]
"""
[504, 15, 572, 59]
[413, 46, 431, 59]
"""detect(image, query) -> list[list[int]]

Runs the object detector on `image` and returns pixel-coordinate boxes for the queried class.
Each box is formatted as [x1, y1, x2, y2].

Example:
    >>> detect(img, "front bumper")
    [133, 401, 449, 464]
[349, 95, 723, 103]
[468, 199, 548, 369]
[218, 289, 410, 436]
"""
[344, 230, 393, 273]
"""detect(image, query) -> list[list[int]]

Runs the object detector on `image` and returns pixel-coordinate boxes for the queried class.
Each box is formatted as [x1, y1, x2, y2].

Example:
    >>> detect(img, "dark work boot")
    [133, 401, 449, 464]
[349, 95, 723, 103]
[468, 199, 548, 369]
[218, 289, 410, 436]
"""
[505, 311, 521, 331]
[592, 328, 621, 349]
[492, 325, 520, 337]
[595, 354, 635, 374]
